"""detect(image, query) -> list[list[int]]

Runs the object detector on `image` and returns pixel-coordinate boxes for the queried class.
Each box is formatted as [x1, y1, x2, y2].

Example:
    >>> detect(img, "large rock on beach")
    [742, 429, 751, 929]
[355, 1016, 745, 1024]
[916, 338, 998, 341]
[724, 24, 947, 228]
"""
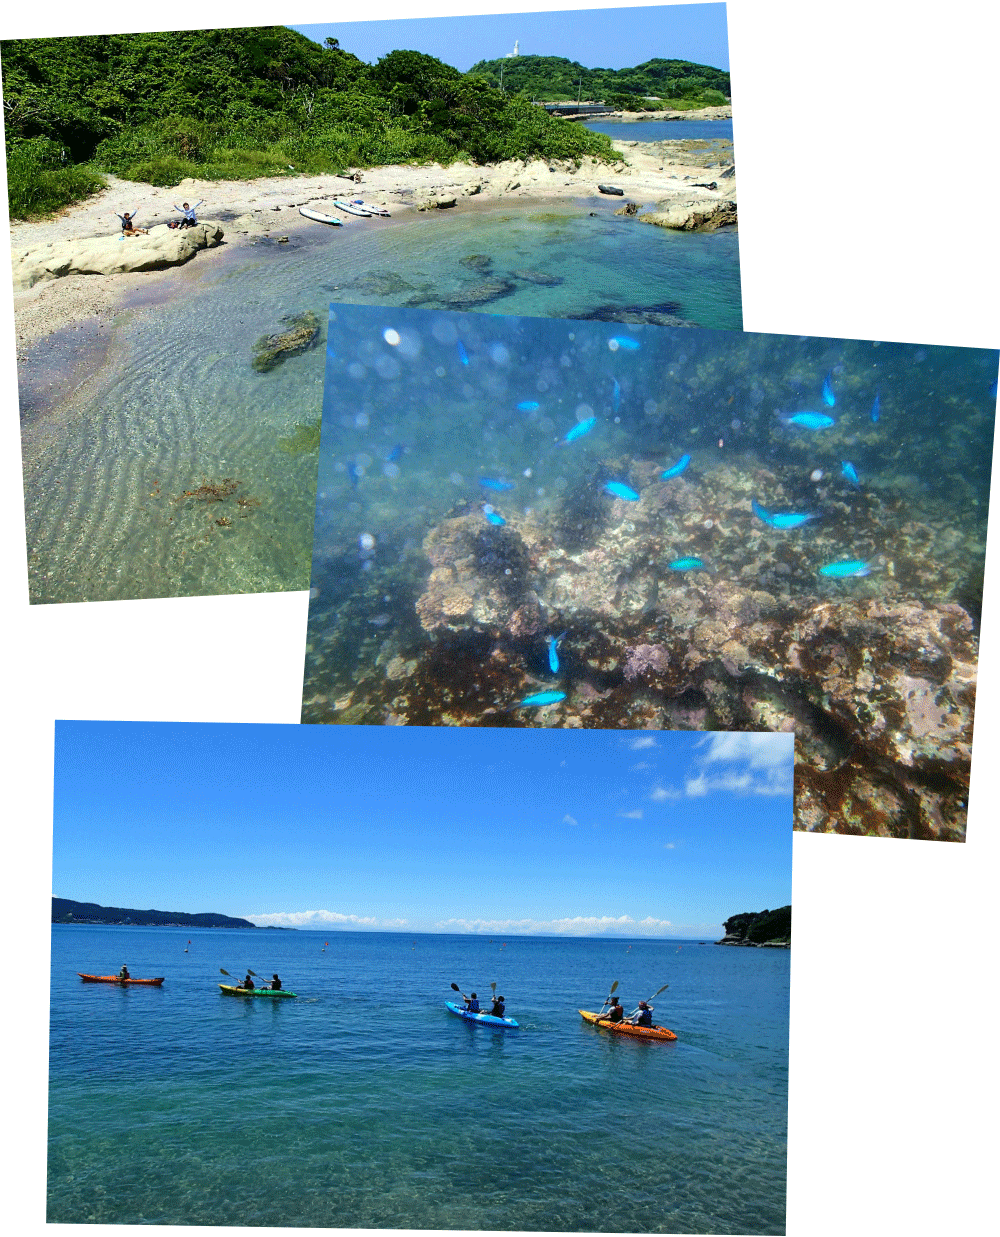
[640, 200, 737, 231]
[12, 221, 224, 291]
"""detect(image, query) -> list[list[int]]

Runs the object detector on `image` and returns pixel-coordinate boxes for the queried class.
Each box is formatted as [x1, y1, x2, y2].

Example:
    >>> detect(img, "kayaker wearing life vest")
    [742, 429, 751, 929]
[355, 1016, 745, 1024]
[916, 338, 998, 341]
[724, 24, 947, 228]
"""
[628, 1000, 653, 1027]
[270, 974, 282, 990]
[489, 995, 506, 1017]
[242, 973, 255, 990]
[118, 964, 130, 980]
[464, 992, 481, 1013]
[598, 996, 624, 1023]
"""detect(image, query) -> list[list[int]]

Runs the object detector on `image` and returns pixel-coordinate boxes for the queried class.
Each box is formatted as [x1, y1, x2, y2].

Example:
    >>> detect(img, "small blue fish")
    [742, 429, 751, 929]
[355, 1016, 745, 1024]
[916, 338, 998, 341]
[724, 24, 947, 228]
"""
[547, 631, 568, 674]
[387, 444, 405, 462]
[560, 416, 597, 445]
[822, 372, 836, 406]
[516, 400, 540, 412]
[612, 377, 621, 413]
[517, 690, 566, 708]
[457, 340, 469, 366]
[482, 505, 506, 526]
[870, 391, 880, 423]
[841, 461, 861, 488]
[668, 557, 709, 572]
[479, 477, 514, 492]
[609, 336, 641, 351]
[751, 499, 816, 529]
[347, 461, 363, 487]
[779, 411, 836, 430]
[818, 559, 874, 579]
[605, 481, 639, 501]
[661, 454, 691, 480]
[991, 379, 998, 400]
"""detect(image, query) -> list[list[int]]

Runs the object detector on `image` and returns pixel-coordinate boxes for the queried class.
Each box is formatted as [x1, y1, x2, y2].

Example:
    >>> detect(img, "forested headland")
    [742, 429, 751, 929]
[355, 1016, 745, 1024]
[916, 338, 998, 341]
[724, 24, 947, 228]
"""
[52, 896, 259, 929]
[717, 906, 791, 947]
[466, 54, 730, 110]
[2, 26, 618, 220]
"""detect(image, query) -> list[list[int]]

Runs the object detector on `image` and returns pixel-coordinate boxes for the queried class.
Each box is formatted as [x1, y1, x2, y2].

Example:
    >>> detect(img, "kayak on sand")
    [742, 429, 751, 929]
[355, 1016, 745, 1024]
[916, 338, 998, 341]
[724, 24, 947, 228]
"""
[579, 1009, 677, 1041]
[78, 973, 164, 986]
[220, 984, 297, 999]
[445, 1000, 519, 1029]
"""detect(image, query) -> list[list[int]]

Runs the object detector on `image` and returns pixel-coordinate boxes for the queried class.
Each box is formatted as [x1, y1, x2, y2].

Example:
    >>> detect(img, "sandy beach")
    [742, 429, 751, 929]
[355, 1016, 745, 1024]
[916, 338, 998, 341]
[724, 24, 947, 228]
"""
[10, 125, 734, 351]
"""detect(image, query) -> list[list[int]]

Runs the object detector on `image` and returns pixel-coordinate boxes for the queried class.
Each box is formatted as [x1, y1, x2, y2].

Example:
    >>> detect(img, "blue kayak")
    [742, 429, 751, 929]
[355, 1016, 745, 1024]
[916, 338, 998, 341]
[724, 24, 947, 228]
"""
[445, 1000, 519, 1029]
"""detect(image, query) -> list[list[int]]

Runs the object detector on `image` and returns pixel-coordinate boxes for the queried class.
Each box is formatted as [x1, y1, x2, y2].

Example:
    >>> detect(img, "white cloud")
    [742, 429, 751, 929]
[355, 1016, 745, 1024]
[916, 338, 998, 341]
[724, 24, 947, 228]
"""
[664, 842, 676, 849]
[618, 808, 643, 819]
[700, 732, 793, 769]
[562, 813, 578, 826]
[434, 914, 673, 937]
[248, 909, 407, 929]
[650, 785, 682, 801]
[630, 736, 658, 750]
[688, 733, 793, 796]
[630, 761, 652, 771]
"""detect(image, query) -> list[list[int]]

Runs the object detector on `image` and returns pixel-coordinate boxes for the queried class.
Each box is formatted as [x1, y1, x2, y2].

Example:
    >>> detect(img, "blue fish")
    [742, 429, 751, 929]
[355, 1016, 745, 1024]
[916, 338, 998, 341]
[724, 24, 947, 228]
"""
[612, 377, 621, 413]
[822, 372, 836, 406]
[482, 505, 506, 526]
[347, 461, 363, 487]
[779, 411, 836, 430]
[605, 481, 639, 501]
[547, 631, 568, 674]
[387, 444, 405, 462]
[479, 477, 514, 492]
[841, 461, 861, 488]
[661, 454, 691, 480]
[668, 557, 709, 572]
[609, 336, 641, 351]
[457, 340, 469, 366]
[751, 499, 816, 529]
[560, 416, 597, 445]
[870, 391, 880, 423]
[516, 400, 540, 412]
[991, 379, 998, 400]
[818, 559, 874, 579]
[517, 690, 566, 708]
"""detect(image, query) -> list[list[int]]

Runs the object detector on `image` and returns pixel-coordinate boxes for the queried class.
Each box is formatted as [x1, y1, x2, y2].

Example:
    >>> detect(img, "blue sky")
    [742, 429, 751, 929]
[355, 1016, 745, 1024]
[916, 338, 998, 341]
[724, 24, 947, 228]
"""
[53, 722, 790, 937]
[292, 4, 729, 74]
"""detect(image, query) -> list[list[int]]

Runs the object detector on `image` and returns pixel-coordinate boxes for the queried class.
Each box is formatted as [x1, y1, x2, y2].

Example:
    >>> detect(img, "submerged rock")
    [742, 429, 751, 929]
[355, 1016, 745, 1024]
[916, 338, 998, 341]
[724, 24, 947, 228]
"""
[252, 311, 320, 373]
[512, 270, 564, 286]
[441, 278, 518, 309]
[12, 221, 225, 291]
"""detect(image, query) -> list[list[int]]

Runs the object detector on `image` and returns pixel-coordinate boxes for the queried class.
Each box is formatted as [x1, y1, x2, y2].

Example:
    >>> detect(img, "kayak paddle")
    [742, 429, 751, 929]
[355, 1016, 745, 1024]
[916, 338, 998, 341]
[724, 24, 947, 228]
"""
[628, 983, 669, 1018]
[598, 980, 619, 1012]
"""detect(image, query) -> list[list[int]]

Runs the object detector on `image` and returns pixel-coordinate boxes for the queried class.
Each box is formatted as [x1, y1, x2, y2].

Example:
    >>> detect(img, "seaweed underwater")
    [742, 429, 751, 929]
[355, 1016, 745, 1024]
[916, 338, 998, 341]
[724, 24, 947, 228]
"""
[303, 312, 998, 841]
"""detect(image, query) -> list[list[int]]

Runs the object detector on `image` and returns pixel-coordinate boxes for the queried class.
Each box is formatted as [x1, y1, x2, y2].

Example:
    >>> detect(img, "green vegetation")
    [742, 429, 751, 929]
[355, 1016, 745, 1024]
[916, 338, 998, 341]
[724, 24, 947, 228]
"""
[467, 54, 730, 108]
[721, 906, 792, 945]
[52, 896, 256, 928]
[278, 418, 323, 454]
[2, 27, 617, 220]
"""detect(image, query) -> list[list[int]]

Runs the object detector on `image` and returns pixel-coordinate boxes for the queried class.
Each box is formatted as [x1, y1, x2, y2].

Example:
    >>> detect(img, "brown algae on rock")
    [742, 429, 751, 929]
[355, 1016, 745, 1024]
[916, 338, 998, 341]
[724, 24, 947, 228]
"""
[252, 311, 320, 373]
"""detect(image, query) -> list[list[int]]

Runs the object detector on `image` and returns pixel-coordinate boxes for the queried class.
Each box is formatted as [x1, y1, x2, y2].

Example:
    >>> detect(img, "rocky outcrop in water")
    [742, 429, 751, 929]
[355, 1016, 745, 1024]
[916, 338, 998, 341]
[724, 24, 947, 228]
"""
[640, 199, 737, 232]
[717, 907, 791, 947]
[252, 311, 320, 372]
[12, 221, 224, 290]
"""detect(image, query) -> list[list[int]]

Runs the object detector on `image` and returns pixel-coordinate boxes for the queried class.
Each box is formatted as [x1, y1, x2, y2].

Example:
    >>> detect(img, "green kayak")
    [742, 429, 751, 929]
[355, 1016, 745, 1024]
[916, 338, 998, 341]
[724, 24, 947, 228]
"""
[219, 984, 296, 999]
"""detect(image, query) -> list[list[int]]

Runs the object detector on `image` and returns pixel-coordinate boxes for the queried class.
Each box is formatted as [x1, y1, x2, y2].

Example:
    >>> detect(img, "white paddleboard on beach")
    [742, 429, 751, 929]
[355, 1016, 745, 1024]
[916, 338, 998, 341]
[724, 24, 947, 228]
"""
[299, 207, 343, 226]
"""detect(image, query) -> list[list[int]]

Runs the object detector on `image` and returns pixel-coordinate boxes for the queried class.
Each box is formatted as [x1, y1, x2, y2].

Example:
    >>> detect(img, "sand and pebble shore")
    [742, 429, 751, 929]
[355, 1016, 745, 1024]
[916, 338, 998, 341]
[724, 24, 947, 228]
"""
[10, 124, 734, 351]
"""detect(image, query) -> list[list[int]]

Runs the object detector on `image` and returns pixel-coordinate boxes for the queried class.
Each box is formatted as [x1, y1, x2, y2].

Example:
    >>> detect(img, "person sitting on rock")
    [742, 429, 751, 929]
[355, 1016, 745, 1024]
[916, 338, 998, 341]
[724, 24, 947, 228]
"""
[114, 210, 147, 237]
[173, 200, 204, 229]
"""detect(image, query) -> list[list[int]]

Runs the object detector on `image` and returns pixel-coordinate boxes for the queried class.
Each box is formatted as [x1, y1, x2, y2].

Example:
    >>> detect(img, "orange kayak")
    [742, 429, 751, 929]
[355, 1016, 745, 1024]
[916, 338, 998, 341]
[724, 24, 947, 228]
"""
[78, 973, 164, 986]
[579, 1009, 677, 1041]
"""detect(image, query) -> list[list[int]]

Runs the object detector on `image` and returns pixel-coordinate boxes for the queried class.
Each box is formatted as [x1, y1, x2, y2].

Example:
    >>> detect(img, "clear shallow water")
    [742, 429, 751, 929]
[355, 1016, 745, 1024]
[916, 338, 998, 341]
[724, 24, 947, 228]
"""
[584, 119, 734, 143]
[20, 201, 740, 604]
[49, 924, 788, 1231]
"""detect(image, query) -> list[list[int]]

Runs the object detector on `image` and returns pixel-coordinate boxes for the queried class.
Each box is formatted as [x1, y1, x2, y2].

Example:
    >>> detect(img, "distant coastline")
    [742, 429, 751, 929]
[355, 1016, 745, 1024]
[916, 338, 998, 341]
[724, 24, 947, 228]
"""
[51, 896, 280, 930]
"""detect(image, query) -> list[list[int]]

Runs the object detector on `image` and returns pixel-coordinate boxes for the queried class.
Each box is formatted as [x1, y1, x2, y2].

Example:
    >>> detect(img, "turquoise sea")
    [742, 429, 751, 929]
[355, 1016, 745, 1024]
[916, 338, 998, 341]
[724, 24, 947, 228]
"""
[584, 119, 734, 143]
[49, 924, 788, 1231]
[20, 198, 740, 606]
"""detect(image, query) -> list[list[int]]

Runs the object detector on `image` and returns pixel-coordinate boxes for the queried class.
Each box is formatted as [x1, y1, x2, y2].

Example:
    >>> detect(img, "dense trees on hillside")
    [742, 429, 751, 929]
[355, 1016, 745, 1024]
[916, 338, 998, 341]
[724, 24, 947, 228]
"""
[466, 54, 730, 107]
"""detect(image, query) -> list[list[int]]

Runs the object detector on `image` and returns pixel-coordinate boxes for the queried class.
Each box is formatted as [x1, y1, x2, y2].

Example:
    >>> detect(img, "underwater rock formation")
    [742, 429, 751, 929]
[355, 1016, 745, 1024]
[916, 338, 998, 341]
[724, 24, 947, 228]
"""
[252, 311, 320, 373]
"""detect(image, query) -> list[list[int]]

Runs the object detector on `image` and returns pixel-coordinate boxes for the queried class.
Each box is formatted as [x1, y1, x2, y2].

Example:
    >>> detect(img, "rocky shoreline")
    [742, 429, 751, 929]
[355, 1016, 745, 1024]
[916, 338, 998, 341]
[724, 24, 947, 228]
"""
[715, 907, 791, 948]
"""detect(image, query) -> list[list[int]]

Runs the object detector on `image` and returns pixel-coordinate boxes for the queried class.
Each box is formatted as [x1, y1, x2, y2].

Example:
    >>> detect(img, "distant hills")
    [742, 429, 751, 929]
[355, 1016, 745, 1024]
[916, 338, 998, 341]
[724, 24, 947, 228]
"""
[466, 55, 730, 106]
[717, 906, 791, 947]
[52, 897, 256, 929]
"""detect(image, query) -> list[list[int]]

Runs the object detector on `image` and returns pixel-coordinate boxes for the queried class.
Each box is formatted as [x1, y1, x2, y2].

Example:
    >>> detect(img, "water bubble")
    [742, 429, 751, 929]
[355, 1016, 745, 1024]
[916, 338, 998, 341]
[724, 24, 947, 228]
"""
[361, 560, 373, 572]
[449, 471, 464, 485]
[614, 416, 620, 424]
[731, 418, 742, 430]
[568, 333, 576, 341]
[354, 412, 370, 428]
[356, 453, 373, 468]
[608, 339, 620, 352]
[382, 328, 401, 346]
[644, 399, 658, 415]
[560, 354, 572, 367]
[523, 468, 533, 478]
[435, 366, 446, 377]
[490, 343, 510, 365]
[810, 469, 824, 482]
[348, 362, 366, 381]
[396, 330, 422, 359]
[309, 586, 320, 600]
[703, 519, 714, 529]
[678, 353, 687, 363]
[359, 533, 376, 552]
[375, 354, 401, 380]
[382, 463, 400, 479]
[575, 403, 594, 420]
[554, 476, 568, 491]
[431, 318, 458, 345]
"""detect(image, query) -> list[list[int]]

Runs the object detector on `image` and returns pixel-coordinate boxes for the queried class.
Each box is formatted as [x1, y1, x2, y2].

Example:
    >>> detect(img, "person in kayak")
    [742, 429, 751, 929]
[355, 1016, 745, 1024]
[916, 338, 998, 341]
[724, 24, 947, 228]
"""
[628, 1000, 654, 1027]
[464, 992, 481, 1013]
[118, 964, 130, 980]
[489, 994, 506, 1018]
[270, 974, 282, 990]
[598, 996, 624, 1023]
[242, 973, 255, 990]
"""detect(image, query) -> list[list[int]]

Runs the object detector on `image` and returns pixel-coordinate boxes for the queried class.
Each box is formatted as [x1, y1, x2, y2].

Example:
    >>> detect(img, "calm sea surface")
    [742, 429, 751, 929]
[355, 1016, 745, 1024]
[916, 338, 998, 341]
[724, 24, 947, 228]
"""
[584, 119, 734, 142]
[50, 924, 788, 1231]
[21, 200, 740, 606]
